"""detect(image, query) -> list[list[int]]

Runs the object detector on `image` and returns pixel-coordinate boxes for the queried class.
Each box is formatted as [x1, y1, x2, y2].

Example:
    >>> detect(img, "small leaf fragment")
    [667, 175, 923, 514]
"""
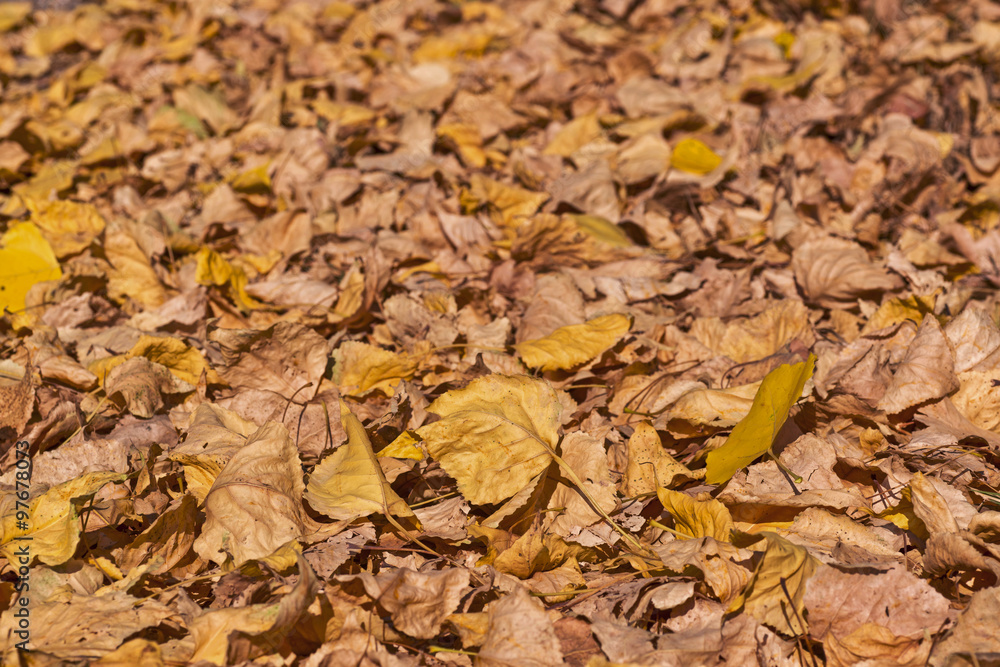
[671, 138, 723, 175]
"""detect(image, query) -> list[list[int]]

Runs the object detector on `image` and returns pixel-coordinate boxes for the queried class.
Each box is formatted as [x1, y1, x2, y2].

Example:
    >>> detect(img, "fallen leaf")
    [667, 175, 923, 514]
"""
[418, 374, 562, 505]
[0, 221, 62, 315]
[304, 401, 416, 523]
[705, 355, 815, 485]
[515, 313, 631, 371]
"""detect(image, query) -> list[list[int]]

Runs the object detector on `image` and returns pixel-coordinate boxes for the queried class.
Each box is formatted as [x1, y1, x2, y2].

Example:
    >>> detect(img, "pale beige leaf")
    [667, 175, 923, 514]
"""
[193, 422, 309, 566]
[792, 236, 902, 308]
[544, 431, 618, 538]
[803, 563, 951, 641]
[338, 567, 470, 639]
[0, 592, 171, 659]
[877, 316, 958, 414]
[476, 586, 565, 667]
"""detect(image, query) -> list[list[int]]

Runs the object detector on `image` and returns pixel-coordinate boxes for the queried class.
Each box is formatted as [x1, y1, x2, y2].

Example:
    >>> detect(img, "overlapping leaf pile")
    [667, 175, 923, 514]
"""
[2, 0, 1000, 664]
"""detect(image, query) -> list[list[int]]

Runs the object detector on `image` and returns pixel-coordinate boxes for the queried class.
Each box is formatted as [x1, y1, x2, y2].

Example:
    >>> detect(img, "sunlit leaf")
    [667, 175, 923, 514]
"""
[417, 374, 562, 505]
[704, 355, 815, 485]
[304, 401, 416, 522]
[671, 138, 723, 175]
[0, 222, 62, 315]
[515, 313, 632, 371]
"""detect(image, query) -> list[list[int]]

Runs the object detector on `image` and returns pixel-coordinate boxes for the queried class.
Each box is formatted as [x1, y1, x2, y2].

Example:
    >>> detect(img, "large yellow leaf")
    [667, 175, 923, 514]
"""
[705, 355, 815, 485]
[515, 313, 631, 371]
[0, 471, 128, 569]
[0, 221, 61, 314]
[656, 488, 734, 542]
[417, 374, 562, 505]
[730, 532, 819, 635]
[304, 401, 416, 522]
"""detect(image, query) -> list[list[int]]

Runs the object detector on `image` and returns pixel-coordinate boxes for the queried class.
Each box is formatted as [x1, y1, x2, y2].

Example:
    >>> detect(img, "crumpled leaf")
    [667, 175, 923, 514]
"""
[877, 316, 958, 414]
[705, 355, 815, 485]
[0, 471, 128, 568]
[104, 356, 194, 418]
[0, 591, 172, 660]
[193, 421, 310, 566]
[792, 236, 903, 308]
[622, 422, 698, 496]
[184, 554, 319, 665]
[337, 567, 470, 639]
[418, 374, 562, 506]
[304, 401, 416, 523]
[476, 586, 566, 667]
[90, 334, 221, 388]
[515, 313, 631, 371]
[656, 488, 734, 542]
[332, 340, 417, 397]
[731, 532, 820, 635]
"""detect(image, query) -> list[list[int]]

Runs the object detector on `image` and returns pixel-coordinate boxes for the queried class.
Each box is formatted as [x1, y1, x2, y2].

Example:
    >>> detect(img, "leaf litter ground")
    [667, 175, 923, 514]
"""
[1, 0, 1000, 665]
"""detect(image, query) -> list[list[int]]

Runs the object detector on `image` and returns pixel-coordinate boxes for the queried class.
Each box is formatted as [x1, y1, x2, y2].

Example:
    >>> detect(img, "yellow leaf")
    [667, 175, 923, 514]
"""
[730, 532, 819, 635]
[0, 471, 128, 568]
[656, 488, 734, 541]
[671, 138, 723, 175]
[468, 522, 588, 579]
[228, 164, 272, 193]
[28, 199, 106, 258]
[417, 374, 562, 505]
[413, 30, 494, 62]
[104, 227, 166, 309]
[332, 341, 417, 397]
[623, 422, 699, 496]
[304, 401, 416, 522]
[0, 222, 62, 315]
[569, 214, 633, 248]
[11, 159, 77, 204]
[862, 292, 938, 334]
[378, 431, 425, 461]
[311, 99, 375, 125]
[90, 334, 222, 388]
[194, 247, 261, 312]
[172, 83, 238, 135]
[0, 3, 30, 33]
[437, 122, 486, 168]
[25, 23, 78, 58]
[464, 174, 549, 228]
[515, 313, 632, 371]
[704, 355, 815, 485]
